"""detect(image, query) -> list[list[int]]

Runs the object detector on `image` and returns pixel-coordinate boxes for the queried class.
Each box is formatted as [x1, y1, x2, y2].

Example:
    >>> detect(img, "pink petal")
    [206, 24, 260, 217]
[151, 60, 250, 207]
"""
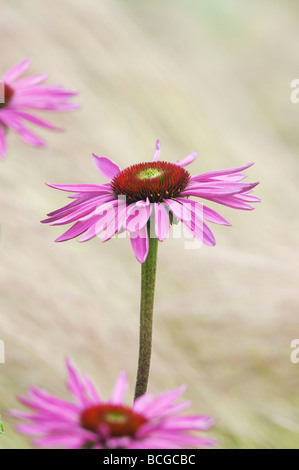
[66, 359, 89, 407]
[2, 57, 32, 83]
[101, 205, 128, 242]
[154, 202, 170, 241]
[124, 200, 152, 232]
[46, 183, 111, 193]
[92, 154, 121, 180]
[174, 151, 198, 167]
[55, 218, 98, 242]
[176, 198, 231, 226]
[163, 199, 192, 223]
[109, 371, 128, 405]
[130, 224, 149, 263]
[190, 162, 254, 182]
[13, 73, 49, 88]
[205, 194, 255, 210]
[152, 139, 161, 162]
[0, 124, 7, 158]
[13, 111, 61, 130]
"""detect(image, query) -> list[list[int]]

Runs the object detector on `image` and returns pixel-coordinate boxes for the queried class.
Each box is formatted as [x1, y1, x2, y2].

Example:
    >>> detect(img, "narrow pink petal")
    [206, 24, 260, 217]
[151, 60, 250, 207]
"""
[66, 359, 89, 407]
[161, 415, 214, 431]
[49, 196, 113, 226]
[174, 151, 198, 167]
[0, 124, 7, 158]
[130, 224, 149, 263]
[77, 223, 100, 242]
[13, 72, 49, 88]
[141, 386, 186, 419]
[13, 110, 61, 130]
[146, 431, 215, 447]
[109, 371, 128, 405]
[212, 173, 246, 182]
[46, 183, 111, 193]
[129, 439, 182, 449]
[92, 154, 121, 180]
[82, 374, 101, 403]
[202, 222, 216, 245]
[44, 195, 115, 225]
[33, 434, 86, 449]
[55, 218, 98, 242]
[16, 126, 46, 147]
[154, 202, 170, 241]
[202, 205, 231, 225]
[79, 199, 120, 221]
[234, 192, 261, 202]
[205, 194, 255, 210]
[152, 139, 161, 162]
[133, 392, 154, 413]
[190, 162, 254, 182]
[185, 180, 258, 195]
[2, 57, 32, 83]
[0, 111, 45, 147]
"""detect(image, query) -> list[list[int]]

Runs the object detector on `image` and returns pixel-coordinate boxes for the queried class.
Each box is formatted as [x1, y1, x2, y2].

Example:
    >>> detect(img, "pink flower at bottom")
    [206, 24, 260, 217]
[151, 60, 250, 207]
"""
[0, 57, 79, 158]
[9, 360, 215, 449]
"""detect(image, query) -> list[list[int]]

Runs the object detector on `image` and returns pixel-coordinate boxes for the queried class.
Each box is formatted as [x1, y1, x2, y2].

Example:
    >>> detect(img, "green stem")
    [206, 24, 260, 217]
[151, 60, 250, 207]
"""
[134, 233, 158, 401]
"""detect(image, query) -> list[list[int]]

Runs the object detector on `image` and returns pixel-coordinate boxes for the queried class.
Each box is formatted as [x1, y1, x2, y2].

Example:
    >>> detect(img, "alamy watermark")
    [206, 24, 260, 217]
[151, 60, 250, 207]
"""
[0, 339, 5, 363]
[93, 197, 205, 250]
[290, 339, 299, 364]
[290, 79, 299, 103]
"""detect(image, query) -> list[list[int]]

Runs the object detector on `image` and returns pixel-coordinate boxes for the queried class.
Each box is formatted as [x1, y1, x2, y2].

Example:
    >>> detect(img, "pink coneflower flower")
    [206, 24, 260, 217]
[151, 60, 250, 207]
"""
[42, 140, 259, 263]
[9, 360, 215, 449]
[0, 57, 79, 158]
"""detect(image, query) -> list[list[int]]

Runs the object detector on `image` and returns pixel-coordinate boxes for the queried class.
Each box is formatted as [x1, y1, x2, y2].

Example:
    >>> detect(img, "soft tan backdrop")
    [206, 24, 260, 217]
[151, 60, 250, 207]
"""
[1, 0, 299, 449]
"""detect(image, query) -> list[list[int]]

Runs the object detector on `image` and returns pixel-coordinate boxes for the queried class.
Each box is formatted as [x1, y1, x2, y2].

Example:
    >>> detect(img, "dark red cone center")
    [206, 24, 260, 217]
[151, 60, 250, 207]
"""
[80, 404, 147, 438]
[111, 161, 190, 204]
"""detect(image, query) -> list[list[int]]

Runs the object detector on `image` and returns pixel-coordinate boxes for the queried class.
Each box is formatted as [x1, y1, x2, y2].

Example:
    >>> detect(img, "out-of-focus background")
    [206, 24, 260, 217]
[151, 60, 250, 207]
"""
[1, 0, 299, 449]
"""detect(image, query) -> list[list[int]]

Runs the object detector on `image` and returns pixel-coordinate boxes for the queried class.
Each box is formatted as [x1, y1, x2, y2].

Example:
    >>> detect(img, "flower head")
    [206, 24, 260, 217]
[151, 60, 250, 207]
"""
[42, 140, 259, 263]
[0, 57, 79, 158]
[10, 360, 215, 449]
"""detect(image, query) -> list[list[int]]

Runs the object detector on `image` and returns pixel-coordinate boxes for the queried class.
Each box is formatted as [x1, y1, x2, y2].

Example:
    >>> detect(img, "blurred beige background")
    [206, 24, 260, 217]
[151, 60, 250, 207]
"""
[1, 0, 299, 449]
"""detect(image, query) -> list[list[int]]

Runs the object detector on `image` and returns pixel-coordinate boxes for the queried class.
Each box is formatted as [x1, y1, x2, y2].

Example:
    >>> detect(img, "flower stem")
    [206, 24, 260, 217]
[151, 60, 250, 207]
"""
[134, 233, 158, 401]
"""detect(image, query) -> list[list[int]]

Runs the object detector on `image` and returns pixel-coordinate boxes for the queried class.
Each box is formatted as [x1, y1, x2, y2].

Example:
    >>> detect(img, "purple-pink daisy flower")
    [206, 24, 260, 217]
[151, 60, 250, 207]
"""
[0, 57, 79, 158]
[42, 140, 259, 263]
[9, 360, 215, 449]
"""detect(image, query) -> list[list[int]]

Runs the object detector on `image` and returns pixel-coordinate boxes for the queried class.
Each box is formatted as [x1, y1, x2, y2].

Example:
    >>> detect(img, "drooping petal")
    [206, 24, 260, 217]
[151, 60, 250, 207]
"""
[55, 218, 99, 242]
[130, 224, 149, 263]
[92, 154, 121, 180]
[154, 202, 170, 241]
[13, 111, 61, 130]
[0, 124, 7, 158]
[176, 198, 231, 226]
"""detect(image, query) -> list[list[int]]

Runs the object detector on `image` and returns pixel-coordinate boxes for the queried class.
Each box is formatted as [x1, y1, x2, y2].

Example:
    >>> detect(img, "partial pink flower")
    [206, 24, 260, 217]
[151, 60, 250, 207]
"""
[9, 359, 215, 449]
[0, 57, 79, 158]
[42, 140, 259, 263]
